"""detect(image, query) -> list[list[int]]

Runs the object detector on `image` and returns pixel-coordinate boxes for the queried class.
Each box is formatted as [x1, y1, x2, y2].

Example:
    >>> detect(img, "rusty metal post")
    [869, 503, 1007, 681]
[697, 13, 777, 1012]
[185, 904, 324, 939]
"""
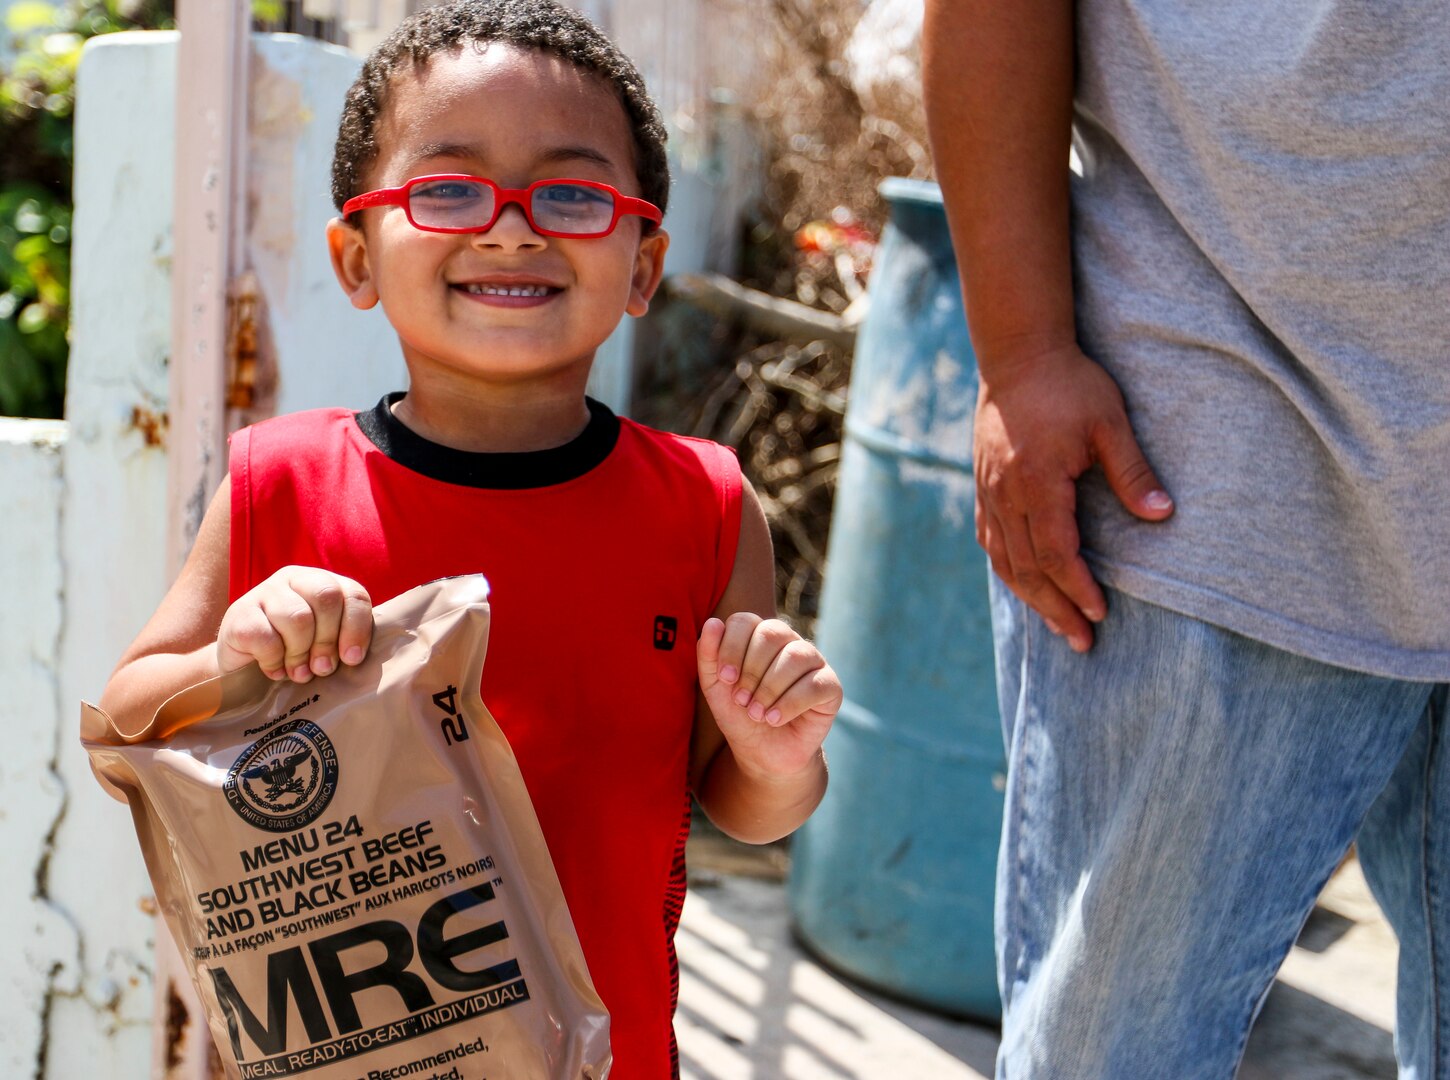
[159, 1, 250, 1076]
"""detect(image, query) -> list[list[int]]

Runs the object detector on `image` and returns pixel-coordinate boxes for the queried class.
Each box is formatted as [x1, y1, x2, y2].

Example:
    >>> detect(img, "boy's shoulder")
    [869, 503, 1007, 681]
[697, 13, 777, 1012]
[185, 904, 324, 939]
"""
[615, 415, 741, 484]
[616, 414, 737, 461]
[229, 405, 365, 487]
[235, 404, 358, 448]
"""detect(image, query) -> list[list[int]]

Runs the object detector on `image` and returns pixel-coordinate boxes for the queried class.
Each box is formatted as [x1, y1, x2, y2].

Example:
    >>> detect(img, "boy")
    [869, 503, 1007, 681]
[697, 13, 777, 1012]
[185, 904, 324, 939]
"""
[98, 2, 842, 1076]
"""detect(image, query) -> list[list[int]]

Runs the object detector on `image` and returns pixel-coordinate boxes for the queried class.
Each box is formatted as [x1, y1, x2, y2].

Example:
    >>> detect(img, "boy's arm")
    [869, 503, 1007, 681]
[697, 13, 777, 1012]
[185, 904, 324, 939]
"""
[97, 480, 237, 728]
[688, 480, 839, 845]
[922, 0, 1172, 652]
[97, 478, 372, 732]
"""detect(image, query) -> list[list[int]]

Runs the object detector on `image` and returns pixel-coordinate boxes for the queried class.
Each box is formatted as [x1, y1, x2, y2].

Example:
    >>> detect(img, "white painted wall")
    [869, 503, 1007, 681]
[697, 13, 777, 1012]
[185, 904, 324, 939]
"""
[0, 30, 405, 1077]
[249, 34, 406, 414]
[37, 31, 178, 1077]
[0, 420, 73, 1077]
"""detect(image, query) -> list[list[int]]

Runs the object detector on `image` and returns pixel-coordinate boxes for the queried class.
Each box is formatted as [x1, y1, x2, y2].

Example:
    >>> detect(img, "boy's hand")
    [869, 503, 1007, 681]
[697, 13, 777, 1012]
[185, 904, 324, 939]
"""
[217, 566, 373, 683]
[697, 613, 842, 780]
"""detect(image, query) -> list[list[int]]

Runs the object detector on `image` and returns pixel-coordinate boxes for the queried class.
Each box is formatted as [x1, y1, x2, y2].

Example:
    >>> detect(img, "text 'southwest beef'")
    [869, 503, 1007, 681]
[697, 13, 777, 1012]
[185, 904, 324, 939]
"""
[82, 575, 610, 1079]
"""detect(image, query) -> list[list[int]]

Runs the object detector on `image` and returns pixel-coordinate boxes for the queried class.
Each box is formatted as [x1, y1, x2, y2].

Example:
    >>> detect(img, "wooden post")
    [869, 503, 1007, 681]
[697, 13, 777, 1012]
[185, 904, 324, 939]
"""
[166, 0, 250, 580]
[160, 2, 250, 1075]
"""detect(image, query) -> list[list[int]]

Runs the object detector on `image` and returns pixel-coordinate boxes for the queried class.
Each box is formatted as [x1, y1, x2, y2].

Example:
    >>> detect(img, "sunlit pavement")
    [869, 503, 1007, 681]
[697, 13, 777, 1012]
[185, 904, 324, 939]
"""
[677, 845, 1398, 1080]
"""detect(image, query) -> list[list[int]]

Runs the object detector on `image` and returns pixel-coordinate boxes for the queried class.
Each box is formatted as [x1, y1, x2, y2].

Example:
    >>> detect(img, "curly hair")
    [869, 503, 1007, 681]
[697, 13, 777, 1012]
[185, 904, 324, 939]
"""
[331, 0, 669, 222]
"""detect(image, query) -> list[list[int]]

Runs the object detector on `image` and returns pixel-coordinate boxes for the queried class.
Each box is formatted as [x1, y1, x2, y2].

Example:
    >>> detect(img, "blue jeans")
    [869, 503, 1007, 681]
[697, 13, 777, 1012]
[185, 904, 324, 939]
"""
[991, 580, 1450, 1079]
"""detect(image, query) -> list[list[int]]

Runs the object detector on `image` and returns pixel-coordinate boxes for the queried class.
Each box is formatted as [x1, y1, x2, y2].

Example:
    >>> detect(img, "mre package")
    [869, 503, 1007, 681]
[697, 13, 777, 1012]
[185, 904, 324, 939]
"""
[82, 575, 610, 1079]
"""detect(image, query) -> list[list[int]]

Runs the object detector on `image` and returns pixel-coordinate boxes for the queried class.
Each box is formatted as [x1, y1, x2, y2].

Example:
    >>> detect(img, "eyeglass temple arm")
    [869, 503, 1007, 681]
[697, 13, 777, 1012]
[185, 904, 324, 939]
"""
[341, 186, 408, 217]
[617, 195, 663, 224]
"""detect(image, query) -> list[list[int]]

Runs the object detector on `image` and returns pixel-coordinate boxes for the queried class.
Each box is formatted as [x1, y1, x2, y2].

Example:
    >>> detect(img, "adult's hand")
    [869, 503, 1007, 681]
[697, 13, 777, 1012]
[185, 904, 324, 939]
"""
[922, 0, 1171, 648]
[975, 341, 1173, 651]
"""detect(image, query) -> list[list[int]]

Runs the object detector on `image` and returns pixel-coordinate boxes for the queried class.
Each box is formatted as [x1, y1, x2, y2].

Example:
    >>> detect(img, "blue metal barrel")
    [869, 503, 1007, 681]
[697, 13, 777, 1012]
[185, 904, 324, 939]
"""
[788, 177, 1003, 1019]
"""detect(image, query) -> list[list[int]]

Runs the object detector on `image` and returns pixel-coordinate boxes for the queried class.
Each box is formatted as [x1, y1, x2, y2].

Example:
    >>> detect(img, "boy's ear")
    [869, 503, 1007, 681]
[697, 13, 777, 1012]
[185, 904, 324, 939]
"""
[326, 217, 380, 310]
[625, 227, 670, 318]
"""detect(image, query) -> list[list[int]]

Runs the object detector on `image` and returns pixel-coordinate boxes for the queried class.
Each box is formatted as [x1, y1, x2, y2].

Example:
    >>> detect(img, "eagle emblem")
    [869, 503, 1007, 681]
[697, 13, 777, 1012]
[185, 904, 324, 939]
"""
[241, 744, 314, 803]
[224, 719, 338, 832]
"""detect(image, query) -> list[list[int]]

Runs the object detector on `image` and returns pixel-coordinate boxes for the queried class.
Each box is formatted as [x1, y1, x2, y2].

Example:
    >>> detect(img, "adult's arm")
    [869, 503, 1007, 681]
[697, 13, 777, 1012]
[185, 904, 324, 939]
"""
[921, 0, 1172, 651]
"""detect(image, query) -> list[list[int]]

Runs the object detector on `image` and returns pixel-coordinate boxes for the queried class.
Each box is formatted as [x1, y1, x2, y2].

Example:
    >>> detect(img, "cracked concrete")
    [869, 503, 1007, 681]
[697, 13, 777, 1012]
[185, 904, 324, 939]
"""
[0, 424, 80, 1076]
[34, 34, 184, 1078]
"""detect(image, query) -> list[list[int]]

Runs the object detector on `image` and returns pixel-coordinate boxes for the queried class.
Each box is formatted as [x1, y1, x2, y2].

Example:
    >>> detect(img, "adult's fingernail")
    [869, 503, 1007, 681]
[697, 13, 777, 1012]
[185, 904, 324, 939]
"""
[1045, 618, 1063, 635]
[1145, 490, 1173, 511]
[1085, 605, 1106, 622]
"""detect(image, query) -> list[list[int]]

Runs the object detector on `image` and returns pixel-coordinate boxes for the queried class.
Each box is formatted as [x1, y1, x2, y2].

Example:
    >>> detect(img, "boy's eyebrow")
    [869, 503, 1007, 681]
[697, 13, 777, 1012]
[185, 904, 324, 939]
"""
[405, 141, 620, 174]
[533, 144, 619, 170]
[406, 142, 484, 170]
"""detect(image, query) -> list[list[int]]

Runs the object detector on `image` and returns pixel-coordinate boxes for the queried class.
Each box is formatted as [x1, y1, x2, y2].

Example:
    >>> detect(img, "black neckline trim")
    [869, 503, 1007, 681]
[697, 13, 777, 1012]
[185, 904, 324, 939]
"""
[354, 392, 620, 489]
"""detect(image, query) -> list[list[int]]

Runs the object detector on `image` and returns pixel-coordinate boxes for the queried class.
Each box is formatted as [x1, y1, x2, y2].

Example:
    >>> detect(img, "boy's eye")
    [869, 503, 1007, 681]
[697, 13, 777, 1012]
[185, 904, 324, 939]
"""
[535, 183, 612, 209]
[411, 180, 486, 202]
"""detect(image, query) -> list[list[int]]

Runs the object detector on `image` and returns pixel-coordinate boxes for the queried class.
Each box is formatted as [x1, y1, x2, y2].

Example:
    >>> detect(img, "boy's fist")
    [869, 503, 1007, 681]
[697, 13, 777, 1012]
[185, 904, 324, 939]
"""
[217, 566, 373, 683]
[697, 613, 842, 779]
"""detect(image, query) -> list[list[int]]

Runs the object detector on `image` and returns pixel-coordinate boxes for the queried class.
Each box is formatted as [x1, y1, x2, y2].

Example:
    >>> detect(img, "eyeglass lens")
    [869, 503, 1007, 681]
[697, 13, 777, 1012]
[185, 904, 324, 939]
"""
[408, 179, 617, 234]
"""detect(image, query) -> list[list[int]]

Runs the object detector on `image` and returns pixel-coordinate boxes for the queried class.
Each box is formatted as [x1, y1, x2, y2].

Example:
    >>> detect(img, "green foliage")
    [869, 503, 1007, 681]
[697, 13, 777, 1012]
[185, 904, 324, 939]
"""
[0, 0, 174, 417]
[0, 184, 69, 415]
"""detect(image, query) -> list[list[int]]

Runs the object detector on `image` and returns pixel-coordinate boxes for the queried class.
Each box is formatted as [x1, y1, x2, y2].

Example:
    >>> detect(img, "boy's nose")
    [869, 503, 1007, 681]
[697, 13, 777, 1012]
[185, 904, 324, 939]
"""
[473, 203, 546, 251]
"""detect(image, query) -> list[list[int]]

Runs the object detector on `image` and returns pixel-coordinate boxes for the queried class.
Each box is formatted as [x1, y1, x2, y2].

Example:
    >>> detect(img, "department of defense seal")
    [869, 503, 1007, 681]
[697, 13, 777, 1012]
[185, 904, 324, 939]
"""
[224, 718, 338, 832]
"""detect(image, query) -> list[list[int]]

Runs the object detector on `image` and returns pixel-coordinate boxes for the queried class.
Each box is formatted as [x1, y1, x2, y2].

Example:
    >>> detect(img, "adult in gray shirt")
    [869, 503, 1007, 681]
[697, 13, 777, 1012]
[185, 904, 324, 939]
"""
[923, 1, 1450, 1076]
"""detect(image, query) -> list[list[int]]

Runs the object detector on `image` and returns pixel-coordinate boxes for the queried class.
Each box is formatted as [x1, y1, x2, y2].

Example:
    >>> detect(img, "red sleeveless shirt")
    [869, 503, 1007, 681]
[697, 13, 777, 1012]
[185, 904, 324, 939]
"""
[228, 396, 742, 1080]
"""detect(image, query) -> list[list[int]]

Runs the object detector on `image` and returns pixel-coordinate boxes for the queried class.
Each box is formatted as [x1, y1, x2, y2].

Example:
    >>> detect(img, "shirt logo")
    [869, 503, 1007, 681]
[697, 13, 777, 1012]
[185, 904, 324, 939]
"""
[654, 615, 678, 651]
[224, 718, 338, 832]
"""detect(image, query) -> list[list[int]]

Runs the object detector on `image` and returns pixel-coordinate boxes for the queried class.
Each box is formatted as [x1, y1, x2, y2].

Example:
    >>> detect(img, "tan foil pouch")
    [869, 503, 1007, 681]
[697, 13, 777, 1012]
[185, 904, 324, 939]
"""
[82, 575, 610, 1079]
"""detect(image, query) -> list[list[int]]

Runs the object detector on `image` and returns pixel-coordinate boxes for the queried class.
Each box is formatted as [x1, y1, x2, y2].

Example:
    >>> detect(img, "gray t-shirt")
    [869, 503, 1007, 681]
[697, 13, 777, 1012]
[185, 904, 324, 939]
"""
[1071, 0, 1450, 679]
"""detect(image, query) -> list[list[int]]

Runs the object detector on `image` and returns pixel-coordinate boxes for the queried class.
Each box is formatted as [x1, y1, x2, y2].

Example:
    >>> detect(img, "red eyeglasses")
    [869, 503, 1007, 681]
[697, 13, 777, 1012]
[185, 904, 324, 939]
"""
[342, 175, 663, 238]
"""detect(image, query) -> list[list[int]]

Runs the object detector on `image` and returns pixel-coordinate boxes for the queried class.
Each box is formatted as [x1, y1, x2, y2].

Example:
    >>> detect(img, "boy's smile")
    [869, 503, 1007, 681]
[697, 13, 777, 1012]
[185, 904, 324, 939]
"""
[327, 41, 668, 429]
[455, 277, 560, 306]
[452, 269, 566, 308]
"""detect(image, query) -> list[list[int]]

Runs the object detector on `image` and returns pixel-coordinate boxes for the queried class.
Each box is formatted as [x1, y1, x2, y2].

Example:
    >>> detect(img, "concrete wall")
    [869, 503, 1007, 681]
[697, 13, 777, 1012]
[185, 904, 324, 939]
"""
[0, 420, 72, 1077]
[0, 31, 405, 1077]
[38, 34, 178, 1077]
[246, 35, 406, 414]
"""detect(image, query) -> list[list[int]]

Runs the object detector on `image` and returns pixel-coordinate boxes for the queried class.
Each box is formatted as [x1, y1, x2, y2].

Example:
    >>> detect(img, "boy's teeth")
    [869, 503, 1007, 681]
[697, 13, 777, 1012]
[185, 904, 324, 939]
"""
[464, 283, 552, 296]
